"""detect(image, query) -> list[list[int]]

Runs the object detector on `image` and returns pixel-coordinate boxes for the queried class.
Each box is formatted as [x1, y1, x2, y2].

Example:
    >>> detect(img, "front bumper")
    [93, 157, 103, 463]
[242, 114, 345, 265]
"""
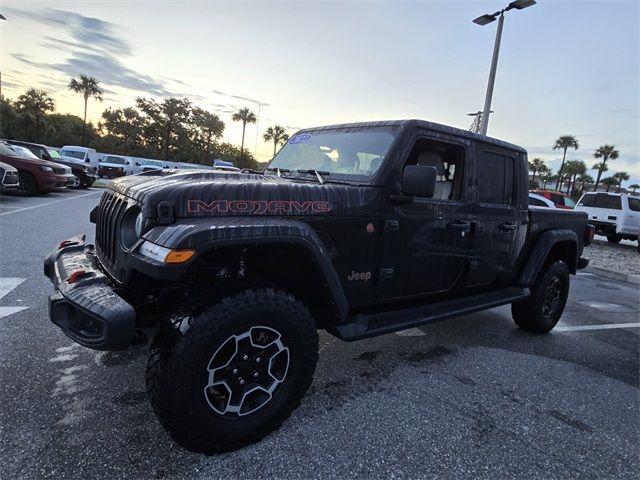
[44, 235, 135, 350]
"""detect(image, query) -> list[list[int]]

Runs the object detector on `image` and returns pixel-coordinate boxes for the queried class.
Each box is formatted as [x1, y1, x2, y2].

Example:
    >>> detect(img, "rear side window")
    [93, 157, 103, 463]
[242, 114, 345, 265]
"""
[629, 197, 640, 212]
[579, 193, 622, 210]
[563, 197, 576, 208]
[478, 151, 515, 205]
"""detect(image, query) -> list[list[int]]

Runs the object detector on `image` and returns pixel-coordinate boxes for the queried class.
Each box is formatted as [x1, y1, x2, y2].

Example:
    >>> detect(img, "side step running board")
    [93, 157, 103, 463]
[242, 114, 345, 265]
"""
[331, 287, 530, 341]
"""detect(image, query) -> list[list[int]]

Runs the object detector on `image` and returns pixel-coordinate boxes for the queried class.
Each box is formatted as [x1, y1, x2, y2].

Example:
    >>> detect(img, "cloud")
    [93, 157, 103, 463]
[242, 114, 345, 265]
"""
[6, 7, 269, 108]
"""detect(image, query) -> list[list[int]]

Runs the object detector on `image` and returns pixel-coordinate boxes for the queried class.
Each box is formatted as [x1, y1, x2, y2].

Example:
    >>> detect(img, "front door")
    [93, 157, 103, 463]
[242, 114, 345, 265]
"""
[375, 135, 474, 299]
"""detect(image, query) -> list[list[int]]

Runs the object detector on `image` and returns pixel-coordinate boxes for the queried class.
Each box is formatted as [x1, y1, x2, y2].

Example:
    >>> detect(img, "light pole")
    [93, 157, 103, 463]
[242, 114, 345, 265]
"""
[473, 0, 536, 135]
[0, 13, 6, 101]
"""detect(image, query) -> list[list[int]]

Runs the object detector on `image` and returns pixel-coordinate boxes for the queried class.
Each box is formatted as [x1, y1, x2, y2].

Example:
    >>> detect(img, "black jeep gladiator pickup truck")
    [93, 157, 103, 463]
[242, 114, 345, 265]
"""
[44, 119, 593, 453]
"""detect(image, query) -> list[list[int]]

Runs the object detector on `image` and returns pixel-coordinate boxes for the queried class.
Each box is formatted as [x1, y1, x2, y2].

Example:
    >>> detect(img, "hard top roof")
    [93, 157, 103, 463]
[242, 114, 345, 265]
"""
[296, 119, 527, 154]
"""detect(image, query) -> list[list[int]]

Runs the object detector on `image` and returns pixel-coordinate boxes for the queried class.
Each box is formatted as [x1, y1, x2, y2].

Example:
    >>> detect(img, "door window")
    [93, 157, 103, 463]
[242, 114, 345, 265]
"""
[404, 138, 465, 200]
[478, 151, 515, 205]
[628, 197, 640, 212]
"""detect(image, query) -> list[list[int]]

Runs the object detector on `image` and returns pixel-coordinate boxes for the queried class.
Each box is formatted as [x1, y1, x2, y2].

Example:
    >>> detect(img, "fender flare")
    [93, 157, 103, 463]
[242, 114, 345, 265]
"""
[141, 218, 349, 321]
[517, 229, 578, 286]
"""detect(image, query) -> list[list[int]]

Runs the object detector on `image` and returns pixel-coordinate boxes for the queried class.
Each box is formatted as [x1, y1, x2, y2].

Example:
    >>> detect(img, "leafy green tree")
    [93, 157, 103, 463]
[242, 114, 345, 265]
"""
[563, 160, 586, 194]
[553, 135, 579, 191]
[43, 113, 96, 147]
[0, 98, 17, 139]
[232, 107, 256, 164]
[136, 97, 192, 160]
[100, 107, 146, 153]
[192, 108, 225, 161]
[14, 88, 55, 142]
[592, 145, 619, 191]
[263, 125, 289, 157]
[629, 184, 640, 194]
[612, 171, 629, 193]
[212, 141, 258, 169]
[601, 177, 618, 192]
[68, 75, 103, 145]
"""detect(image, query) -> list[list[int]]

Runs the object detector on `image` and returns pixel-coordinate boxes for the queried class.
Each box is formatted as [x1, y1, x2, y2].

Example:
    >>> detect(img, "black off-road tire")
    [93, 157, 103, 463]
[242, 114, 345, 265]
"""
[145, 288, 319, 454]
[607, 235, 622, 244]
[512, 260, 570, 334]
[17, 171, 38, 195]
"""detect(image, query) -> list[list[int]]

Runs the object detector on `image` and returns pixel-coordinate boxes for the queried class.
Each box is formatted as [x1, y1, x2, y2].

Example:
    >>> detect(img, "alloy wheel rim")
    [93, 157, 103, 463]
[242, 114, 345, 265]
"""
[203, 326, 290, 417]
[543, 276, 562, 318]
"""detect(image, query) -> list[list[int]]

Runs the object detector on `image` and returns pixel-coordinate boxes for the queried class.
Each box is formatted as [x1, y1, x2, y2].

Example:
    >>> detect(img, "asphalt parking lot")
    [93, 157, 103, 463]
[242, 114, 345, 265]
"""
[0, 189, 638, 479]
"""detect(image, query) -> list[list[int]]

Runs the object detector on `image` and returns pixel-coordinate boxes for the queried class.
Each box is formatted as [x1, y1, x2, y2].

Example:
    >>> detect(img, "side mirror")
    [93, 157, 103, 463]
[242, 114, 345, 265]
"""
[401, 165, 437, 198]
[135, 162, 140, 166]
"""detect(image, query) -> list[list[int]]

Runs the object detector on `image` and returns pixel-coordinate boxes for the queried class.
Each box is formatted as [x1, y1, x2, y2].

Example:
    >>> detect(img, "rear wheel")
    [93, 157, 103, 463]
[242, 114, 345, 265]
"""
[145, 288, 318, 454]
[607, 235, 622, 244]
[17, 171, 38, 195]
[512, 260, 570, 334]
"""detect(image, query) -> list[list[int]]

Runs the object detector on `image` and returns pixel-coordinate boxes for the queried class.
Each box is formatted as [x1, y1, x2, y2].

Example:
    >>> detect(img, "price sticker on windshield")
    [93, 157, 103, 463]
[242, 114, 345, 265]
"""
[289, 133, 312, 144]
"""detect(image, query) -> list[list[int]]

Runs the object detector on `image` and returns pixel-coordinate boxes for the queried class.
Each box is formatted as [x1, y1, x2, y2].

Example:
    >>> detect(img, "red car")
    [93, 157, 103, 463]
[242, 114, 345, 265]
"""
[0, 142, 69, 195]
[530, 190, 577, 210]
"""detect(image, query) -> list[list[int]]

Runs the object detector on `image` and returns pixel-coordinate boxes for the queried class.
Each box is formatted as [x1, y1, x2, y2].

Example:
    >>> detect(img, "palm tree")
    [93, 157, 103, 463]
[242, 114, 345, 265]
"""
[577, 173, 594, 192]
[601, 177, 618, 192]
[592, 145, 619, 191]
[553, 135, 579, 191]
[563, 160, 586, 194]
[68, 75, 103, 145]
[528, 158, 546, 186]
[540, 171, 556, 190]
[194, 109, 225, 160]
[612, 171, 629, 193]
[232, 107, 256, 163]
[263, 125, 290, 157]
[629, 184, 640, 194]
[14, 88, 55, 142]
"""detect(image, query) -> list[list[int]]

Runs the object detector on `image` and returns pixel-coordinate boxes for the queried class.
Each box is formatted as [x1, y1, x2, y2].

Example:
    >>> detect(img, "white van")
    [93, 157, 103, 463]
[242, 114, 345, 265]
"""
[59, 146, 100, 167]
[575, 192, 640, 244]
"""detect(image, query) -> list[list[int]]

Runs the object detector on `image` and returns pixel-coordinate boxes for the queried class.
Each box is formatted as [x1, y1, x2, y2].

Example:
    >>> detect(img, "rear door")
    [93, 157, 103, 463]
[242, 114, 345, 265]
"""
[467, 145, 527, 287]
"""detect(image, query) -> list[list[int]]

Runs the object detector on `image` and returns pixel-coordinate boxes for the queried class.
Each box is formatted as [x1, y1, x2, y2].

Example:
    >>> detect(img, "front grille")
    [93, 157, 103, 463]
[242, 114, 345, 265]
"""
[95, 191, 128, 278]
[53, 167, 66, 174]
[2, 170, 19, 186]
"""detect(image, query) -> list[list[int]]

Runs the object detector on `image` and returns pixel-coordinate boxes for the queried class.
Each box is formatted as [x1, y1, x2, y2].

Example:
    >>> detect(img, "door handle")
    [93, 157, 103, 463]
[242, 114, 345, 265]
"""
[499, 222, 518, 232]
[447, 221, 471, 231]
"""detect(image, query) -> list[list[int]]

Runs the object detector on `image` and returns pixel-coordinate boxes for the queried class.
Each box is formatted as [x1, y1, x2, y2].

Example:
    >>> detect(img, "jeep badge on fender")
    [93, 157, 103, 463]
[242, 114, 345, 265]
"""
[44, 119, 592, 454]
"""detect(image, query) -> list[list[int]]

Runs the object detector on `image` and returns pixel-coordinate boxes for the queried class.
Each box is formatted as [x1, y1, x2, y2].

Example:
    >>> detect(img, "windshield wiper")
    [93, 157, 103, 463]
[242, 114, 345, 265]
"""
[296, 169, 331, 184]
[265, 167, 291, 177]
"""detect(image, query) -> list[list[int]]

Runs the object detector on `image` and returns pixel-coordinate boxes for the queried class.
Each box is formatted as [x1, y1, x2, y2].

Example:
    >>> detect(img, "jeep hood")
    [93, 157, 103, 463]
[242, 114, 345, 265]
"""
[109, 170, 378, 218]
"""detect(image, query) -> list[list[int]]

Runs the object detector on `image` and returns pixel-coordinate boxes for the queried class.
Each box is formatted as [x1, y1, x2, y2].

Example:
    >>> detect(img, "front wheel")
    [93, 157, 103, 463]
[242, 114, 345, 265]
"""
[512, 260, 570, 334]
[145, 288, 319, 454]
[17, 171, 38, 195]
[607, 235, 622, 244]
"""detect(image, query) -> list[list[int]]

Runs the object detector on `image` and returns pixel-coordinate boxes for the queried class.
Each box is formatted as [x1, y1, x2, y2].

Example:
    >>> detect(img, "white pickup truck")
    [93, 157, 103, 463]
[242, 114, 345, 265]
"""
[575, 192, 640, 247]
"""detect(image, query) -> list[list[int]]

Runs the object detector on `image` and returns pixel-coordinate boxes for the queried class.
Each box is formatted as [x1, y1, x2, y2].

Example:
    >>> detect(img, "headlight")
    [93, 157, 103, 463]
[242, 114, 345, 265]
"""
[120, 206, 143, 249]
[40, 166, 53, 172]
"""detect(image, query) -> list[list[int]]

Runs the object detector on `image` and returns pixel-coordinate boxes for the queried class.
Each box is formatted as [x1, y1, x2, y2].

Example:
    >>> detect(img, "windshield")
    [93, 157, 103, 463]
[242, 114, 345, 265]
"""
[47, 148, 62, 159]
[267, 126, 399, 180]
[60, 150, 86, 160]
[103, 156, 127, 165]
[0, 143, 19, 157]
[9, 145, 39, 159]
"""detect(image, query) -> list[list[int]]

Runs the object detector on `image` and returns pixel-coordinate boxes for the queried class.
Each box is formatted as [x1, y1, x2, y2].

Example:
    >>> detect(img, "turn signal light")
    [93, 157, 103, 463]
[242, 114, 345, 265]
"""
[68, 269, 87, 284]
[165, 250, 196, 264]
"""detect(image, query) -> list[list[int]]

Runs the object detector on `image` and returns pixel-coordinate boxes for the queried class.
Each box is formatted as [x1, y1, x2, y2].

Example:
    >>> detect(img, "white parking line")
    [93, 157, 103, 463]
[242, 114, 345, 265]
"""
[556, 322, 640, 332]
[0, 190, 100, 217]
[0, 278, 25, 300]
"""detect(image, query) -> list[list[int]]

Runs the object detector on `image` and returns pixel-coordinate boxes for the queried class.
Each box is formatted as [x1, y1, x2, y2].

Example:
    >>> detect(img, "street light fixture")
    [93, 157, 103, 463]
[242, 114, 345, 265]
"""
[473, 0, 536, 135]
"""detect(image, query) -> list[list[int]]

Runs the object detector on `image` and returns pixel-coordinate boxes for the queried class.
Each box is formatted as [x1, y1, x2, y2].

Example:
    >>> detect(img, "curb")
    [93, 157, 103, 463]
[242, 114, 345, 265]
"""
[584, 266, 640, 285]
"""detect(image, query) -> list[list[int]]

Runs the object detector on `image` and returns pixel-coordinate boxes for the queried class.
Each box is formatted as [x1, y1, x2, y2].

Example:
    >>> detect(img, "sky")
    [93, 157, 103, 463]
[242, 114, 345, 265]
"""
[1, 0, 638, 185]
